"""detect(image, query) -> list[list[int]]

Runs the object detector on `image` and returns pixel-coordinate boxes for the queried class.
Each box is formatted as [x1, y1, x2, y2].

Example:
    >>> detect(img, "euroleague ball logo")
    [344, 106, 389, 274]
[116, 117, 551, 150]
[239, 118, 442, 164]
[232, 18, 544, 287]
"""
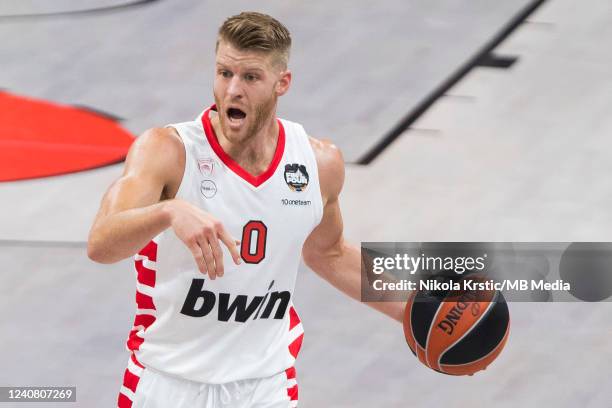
[284, 163, 309, 192]
[200, 180, 217, 198]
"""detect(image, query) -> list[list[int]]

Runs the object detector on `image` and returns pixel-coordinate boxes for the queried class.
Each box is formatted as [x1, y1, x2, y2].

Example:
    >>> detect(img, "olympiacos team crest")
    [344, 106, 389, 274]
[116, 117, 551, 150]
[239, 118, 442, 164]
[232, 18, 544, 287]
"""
[198, 157, 215, 176]
[198, 157, 217, 199]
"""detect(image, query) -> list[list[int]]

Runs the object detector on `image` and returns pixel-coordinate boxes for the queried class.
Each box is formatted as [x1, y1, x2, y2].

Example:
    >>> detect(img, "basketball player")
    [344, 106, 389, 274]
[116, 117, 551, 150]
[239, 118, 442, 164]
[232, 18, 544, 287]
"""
[88, 12, 405, 407]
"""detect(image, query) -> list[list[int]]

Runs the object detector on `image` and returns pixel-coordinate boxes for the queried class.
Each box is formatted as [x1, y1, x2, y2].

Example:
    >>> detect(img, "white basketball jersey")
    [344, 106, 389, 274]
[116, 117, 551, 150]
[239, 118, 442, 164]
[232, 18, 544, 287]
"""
[126, 105, 323, 384]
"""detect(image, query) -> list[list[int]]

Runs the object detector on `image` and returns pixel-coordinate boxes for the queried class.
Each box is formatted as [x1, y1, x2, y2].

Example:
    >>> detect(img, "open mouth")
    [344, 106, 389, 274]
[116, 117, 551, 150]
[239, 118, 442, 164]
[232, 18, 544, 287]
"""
[226, 107, 247, 126]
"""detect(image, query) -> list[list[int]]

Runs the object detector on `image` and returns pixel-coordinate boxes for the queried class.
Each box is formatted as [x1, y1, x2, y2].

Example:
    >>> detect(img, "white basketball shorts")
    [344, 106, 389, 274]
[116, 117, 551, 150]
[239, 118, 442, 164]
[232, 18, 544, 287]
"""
[117, 355, 299, 408]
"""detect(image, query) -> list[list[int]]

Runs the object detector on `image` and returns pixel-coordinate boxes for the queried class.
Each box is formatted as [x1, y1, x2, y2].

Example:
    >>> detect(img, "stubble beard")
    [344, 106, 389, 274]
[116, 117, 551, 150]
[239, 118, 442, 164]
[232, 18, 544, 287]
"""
[250, 93, 277, 138]
[215, 93, 278, 143]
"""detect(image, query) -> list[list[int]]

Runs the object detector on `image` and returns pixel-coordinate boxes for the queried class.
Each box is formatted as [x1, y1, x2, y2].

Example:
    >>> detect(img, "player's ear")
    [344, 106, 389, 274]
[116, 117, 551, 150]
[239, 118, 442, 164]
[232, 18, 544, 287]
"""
[276, 69, 291, 96]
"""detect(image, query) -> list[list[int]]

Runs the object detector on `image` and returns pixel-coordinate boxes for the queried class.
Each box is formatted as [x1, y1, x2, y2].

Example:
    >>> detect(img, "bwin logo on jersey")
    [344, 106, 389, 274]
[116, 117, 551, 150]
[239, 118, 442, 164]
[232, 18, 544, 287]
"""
[180, 279, 290, 323]
[284, 163, 309, 192]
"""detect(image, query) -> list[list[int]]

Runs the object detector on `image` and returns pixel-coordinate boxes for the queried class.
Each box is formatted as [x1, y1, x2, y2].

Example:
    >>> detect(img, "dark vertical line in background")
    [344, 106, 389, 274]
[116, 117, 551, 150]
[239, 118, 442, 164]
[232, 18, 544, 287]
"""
[357, 0, 549, 165]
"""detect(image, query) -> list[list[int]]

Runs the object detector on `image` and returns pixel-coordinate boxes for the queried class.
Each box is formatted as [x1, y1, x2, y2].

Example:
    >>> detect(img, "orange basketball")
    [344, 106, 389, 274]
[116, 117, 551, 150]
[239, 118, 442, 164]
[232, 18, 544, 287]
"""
[403, 283, 510, 376]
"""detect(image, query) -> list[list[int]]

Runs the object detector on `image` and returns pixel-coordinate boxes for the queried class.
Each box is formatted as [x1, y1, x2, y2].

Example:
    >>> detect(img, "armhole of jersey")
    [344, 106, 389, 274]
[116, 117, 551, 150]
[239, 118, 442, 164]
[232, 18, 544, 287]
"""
[297, 124, 325, 227]
[164, 123, 193, 201]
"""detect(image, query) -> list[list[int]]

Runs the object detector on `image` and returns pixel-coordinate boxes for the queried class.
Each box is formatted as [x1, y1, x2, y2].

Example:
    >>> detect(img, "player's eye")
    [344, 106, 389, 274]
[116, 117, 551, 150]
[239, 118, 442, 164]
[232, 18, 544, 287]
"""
[245, 74, 258, 82]
[219, 70, 232, 78]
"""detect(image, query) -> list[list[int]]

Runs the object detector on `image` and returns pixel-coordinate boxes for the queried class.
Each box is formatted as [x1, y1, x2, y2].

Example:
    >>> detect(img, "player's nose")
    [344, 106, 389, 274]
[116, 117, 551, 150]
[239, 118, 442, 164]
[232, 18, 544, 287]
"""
[226, 76, 243, 98]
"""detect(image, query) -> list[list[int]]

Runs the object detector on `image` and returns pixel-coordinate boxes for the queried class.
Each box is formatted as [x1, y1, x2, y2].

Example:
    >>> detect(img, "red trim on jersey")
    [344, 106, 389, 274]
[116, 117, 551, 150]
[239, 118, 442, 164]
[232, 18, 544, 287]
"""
[118, 356, 145, 408]
[201, 104, 285, 187]
[127, 330, 145, 350]
[135, 260, 156, 287]
[134, 314, 156, 328]
[138, 241, 157, 261]
[128, 240, 158, 357]
[122, 368, 140, 393]
[118, 392, 133, 408]
[288, 306, 304, 359]
[285, 366, 296, 380]
[285, 367, 299, 402]
[130, 353, 144, 369]
[288, 333, 303, 358]
[287, 384, 299, 401]
[288, 307, 300, 330]
[135, 291, 155, 310]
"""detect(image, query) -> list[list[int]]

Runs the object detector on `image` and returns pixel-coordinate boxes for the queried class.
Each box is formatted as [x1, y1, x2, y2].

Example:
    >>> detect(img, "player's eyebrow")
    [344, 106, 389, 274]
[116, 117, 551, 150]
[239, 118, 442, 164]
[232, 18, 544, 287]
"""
[243, 67, 265, 73]
[216, 62, 266, 73]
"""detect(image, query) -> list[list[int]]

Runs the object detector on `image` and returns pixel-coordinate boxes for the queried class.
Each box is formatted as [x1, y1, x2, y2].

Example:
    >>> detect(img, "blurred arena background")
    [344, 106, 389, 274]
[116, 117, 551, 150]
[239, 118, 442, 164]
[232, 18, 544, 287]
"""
[1, 0, 611, 406]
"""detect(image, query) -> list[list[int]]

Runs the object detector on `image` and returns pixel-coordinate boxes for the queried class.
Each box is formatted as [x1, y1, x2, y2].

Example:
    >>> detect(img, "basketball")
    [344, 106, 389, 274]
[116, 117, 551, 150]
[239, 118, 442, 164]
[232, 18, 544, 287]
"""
[403, 280, 510, 376]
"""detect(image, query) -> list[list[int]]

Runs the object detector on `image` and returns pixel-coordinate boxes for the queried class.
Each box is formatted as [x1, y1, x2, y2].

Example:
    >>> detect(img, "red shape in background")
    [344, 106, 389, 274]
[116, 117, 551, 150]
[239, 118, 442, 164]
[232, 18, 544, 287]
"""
[0, 91, 134, 181]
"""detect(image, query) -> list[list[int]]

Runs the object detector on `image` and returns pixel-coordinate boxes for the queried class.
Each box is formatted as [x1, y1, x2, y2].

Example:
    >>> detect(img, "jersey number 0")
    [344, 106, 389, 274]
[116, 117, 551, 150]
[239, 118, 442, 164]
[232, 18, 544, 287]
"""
[241, 220, 267, 264]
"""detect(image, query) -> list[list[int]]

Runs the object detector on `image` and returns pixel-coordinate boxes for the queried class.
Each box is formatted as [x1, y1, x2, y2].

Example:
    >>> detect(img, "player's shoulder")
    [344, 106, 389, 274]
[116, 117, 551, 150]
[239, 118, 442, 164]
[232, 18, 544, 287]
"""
[308, 136, 344, 172]
[277, 117, 343, 170]
[137, 126, 182, 148]
[130, 127, 184, 159]
[308, 135, 345, 200]
[124, 127, 185, 176]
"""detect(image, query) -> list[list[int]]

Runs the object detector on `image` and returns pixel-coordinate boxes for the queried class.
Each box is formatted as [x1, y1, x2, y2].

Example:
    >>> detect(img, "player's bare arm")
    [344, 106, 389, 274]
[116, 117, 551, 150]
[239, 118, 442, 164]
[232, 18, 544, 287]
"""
[87, 127, 240, 279]
[302, 137, 405, 323]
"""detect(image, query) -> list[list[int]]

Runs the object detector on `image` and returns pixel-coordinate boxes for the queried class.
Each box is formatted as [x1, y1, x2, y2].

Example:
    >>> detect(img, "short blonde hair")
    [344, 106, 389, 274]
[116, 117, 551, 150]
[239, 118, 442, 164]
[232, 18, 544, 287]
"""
[216, 11, 292, 68]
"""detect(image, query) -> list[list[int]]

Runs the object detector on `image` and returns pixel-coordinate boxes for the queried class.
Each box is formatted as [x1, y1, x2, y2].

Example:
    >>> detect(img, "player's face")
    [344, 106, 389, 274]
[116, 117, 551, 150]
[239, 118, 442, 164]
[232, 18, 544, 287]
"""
[214, 40, 291, 142]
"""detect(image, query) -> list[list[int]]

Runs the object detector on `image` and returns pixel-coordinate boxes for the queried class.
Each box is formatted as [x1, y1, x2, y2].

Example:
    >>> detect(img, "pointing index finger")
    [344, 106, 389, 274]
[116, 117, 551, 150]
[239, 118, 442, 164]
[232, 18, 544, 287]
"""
[218, 228, 242, 265]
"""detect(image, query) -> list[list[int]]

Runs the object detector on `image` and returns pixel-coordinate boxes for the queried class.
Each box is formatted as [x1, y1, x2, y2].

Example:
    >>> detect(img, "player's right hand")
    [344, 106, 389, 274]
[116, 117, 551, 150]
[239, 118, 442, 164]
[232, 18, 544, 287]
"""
[165, 198, 241, 280]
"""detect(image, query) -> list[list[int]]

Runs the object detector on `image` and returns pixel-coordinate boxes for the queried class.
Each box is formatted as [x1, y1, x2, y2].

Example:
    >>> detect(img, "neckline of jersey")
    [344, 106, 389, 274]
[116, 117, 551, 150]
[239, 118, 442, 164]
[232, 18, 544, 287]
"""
[201, 104, 285, 188]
